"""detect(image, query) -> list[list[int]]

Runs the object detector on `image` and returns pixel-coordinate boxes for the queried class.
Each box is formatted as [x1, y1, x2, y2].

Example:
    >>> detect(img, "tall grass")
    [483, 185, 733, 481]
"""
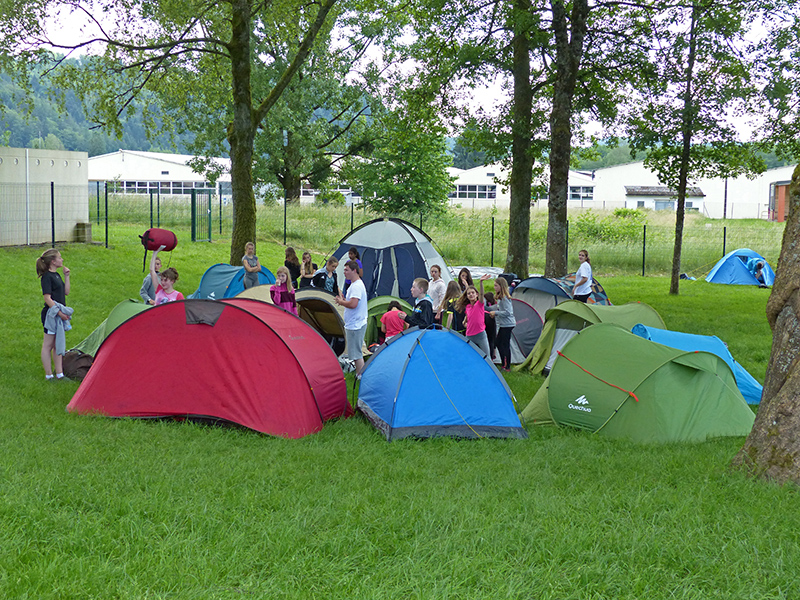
[89, 196, 784, 276]
[1, 233, 794, 599]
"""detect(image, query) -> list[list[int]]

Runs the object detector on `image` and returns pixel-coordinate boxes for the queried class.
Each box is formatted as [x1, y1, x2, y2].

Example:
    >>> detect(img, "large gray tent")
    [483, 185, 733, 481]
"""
[330, 218, 452, 303]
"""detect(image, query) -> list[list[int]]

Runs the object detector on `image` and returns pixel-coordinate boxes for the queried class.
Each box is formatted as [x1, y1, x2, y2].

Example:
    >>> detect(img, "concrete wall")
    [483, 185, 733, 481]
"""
[0, 147, 89, 246]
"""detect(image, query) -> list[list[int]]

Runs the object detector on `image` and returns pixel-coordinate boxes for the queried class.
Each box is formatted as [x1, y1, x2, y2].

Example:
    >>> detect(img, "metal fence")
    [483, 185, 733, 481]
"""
[3, 186, 784, 277]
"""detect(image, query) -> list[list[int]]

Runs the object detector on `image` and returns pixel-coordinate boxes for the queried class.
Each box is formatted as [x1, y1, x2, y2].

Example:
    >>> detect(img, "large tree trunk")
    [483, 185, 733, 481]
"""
[228, 0, 257, 265]
[732, 164, 800, 484]
[506, 0, 533, 278]
[544, 0, 588, 277]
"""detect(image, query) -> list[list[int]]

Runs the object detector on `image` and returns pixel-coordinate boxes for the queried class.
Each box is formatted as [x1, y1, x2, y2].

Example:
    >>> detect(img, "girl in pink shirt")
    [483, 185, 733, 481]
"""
[270, 266, 298, 315]
[460, 284, 491, 357]
[150, 246, 184, 305]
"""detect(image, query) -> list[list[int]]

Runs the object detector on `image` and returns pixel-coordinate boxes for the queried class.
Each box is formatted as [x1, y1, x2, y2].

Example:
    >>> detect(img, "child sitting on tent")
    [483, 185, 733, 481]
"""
[312, 257, 339, 295]
[242, 242, 262, 290]
[398, 278, 434, 329]
[459, 275, 492, 357]
[271, 266, 298, 315]
[150, 246, 184, 305]
[380, 300, 407, 341]
[747, 257, 767, 286]
[442, 280, 465, 334]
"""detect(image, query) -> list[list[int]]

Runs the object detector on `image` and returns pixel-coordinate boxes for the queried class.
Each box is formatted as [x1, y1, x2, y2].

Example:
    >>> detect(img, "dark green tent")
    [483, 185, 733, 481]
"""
[521, 323, 755, 443]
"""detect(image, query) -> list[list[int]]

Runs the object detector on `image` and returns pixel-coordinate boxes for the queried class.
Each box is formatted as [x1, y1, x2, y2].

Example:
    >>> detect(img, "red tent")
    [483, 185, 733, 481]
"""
[67, 298, 352, 438]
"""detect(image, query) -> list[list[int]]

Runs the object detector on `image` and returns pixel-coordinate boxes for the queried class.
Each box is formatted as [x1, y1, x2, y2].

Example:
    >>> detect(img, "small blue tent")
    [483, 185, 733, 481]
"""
[358, 328, 528, 440]
[631, 324, 763, 405]
[189, 264, 275, 300]
[706, 248, 775, 286]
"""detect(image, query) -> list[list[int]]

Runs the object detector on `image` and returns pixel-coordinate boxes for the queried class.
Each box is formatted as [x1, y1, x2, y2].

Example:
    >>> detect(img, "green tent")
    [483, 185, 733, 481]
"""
[517, 300, 666, 375]
[72, 299, 151, 357]
[365, 296, 413, 347]
[521, 323, 755, 443]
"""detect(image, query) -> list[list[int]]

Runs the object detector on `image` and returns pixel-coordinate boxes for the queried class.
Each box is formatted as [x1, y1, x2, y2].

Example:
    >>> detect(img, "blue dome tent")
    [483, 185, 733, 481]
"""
[189, 264, 275, 300]
[358, 328, 527, 441]
[631, 324, 763, 405]
[705, 248, 775, 286]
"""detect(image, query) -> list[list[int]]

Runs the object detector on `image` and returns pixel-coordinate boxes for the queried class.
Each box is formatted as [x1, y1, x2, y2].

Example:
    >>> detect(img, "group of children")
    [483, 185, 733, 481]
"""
[378, 265, 518, 370]
[38, 241, 591, 379]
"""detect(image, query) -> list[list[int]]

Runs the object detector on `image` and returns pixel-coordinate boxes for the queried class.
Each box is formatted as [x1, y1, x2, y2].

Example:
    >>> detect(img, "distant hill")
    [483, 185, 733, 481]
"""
[0, 67, 195, 157]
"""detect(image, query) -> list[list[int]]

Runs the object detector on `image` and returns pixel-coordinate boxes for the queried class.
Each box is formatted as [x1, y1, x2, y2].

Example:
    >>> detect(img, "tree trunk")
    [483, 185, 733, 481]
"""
[506, 0, 533, 278]
[669, 2, 698, 295]
[544, 0, 588, 277]
[228, 0, 257, 265]
[732, 164, 800, 484]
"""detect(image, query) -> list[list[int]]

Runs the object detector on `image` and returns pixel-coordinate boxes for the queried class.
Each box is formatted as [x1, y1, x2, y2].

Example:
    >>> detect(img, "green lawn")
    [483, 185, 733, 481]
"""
[1, 231, 796, 600]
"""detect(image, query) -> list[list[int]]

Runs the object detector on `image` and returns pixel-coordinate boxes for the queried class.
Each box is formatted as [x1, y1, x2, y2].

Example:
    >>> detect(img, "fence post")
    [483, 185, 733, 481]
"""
[491, 216, 495, 267]
[642, 224, 646, 276]
[208, 192, 212, 242]
[104, 183, 109, 249]
[149, 191, 154, 228]
[191, 189, 197, 242]
[283, 192, 287, 245]
[350, 203, 354, 231]
[722, 226, 727, 257]
[420, 212, 423, 232]
[96, 181, 100, 226]
[219, 194, 223, 236]
[565, 220, 569, 269]
[50, 182, 55, 248]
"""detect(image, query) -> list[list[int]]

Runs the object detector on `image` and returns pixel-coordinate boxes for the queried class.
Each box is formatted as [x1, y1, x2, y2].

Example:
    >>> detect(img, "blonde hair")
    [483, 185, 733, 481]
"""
[413, 278, 429, 293]
[494, 277, 511, 300]
[301, 251, 314, 276]
[245, 241, 255, 252]
[276, 266, 294, 291]
[36, 249, 60, 278]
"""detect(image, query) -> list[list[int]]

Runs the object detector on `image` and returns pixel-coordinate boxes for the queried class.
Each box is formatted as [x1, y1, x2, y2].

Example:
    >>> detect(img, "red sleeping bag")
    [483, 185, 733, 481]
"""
[140, 228, 178, 252]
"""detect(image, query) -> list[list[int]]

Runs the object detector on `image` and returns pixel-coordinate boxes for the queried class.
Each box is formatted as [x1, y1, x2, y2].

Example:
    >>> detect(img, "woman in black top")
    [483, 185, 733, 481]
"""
[284, 247, 302, 289]
[36, 249, 70, 379]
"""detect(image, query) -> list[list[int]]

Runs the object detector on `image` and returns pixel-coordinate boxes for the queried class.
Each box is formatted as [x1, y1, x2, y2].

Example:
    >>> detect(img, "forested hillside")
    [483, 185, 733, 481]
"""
[0, 65, 194, 156]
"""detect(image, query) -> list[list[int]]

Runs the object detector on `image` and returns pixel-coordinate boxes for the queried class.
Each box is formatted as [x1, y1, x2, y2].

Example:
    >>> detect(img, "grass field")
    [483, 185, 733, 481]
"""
[1, 226, 797, 600]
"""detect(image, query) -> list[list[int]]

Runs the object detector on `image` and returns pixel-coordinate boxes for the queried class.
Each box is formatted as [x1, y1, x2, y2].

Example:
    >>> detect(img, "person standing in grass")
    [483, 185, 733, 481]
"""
[485, 277, 516, 370]
[284, 247, 302, 289]
[573, 249, 592, 303]
[270, 266, 298, 315]
[335, 260, 368, 376]
[483, 291, 497, 361]
[398, 278, 434, 329]
[429, 264, 446, 325]
[242, 242, 261, 290]
[140, 255, 161, 304]
[37, 249, 70, 380]
[460, 275, 492, 357]
[298, 251, 317, 289]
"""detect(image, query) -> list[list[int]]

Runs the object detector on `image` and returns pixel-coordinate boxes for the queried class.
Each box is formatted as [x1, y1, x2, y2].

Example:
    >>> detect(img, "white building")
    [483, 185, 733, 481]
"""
[449, 162, 596, 209]
[88, 150, 229, 196]
[590, 161, 796, 219]
[0, 146, 89, 246]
